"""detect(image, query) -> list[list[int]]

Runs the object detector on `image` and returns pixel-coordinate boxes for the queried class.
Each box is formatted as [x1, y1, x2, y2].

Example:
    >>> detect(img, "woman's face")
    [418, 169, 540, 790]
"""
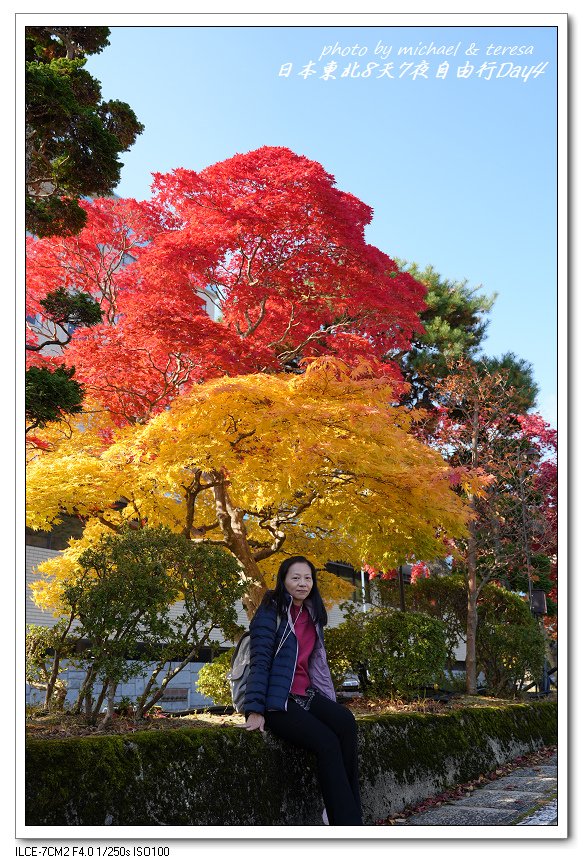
[284, 562, 314, 606]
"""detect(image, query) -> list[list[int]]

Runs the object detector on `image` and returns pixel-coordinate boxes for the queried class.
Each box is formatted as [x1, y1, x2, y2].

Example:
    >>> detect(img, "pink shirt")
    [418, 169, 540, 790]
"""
[290, 604, 317, 696]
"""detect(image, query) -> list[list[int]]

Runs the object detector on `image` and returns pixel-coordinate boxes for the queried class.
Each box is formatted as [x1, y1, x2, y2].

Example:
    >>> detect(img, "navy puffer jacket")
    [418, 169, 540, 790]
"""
[244, 593, 336, 716]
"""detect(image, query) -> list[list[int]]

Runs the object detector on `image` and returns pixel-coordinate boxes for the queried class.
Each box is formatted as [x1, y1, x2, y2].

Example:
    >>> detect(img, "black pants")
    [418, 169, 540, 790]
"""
[265, 692, 363, 825]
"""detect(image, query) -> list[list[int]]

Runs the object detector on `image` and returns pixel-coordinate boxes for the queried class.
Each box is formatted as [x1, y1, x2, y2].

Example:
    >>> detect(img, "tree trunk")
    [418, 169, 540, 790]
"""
[135, 663, 167, 721]
[209, 472, 268, 619]
[28, 679, 51, 709]
[43, 650, 63, 711]
[25, 123, 35, 190]
[98, 680, 118, 730]
[135, 659, 176, 720]
[51, 680, 68, 712]
[465, 520, 478, 695]
[465, 399, 481, 696]
[88, 679, 108, 724]
[242, 578, 268, 620]
[41, 617, 75, 710]
[72, 666, 97, 714]
[140, 653, 200, 717]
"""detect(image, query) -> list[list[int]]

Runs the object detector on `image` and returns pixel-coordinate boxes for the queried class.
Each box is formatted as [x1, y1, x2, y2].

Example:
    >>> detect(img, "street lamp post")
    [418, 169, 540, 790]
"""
[359, 569, 367, 613]
[397, 565, 406, 612]
[531, 588, 550, 694]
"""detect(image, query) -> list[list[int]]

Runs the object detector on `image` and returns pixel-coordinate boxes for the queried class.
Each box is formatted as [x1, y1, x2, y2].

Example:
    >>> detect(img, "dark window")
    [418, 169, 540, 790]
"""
[25, 513, 85, 551]
[325, 561, 370, 605]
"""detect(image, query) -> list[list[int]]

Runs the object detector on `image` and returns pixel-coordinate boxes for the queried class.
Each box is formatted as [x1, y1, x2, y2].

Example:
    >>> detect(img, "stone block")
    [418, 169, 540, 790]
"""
[406, 805, 520, 826]
[484, 776, 557, 792]
[457, 789, 546, 811]
[499, 766, 557, 778]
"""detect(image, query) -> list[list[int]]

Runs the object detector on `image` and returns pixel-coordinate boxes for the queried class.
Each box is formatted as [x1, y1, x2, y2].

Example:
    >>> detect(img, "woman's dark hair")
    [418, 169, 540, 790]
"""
[261, 555, 328, 625]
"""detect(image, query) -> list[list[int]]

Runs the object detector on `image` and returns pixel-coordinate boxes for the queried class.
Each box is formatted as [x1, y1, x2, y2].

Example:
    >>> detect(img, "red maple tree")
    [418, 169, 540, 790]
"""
[26, 146, 427, 424]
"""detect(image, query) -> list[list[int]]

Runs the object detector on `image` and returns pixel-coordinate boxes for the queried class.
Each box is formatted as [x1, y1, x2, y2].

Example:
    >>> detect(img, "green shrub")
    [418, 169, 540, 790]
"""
[363, 609, 448, 696]
[195, 649, 234, 706]
[326, 605, 447, 697]
[49, 525, 244, 722]
[372, 573, 549, 697]
[25, 623, 79, 711]
[476, 584, 546, 696]
[395, 572, 468, 672]
[324, 612, 367, 690]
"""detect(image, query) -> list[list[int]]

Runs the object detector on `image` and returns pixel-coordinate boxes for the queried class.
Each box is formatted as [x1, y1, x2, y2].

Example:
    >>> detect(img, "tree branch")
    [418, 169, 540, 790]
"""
[274, 314, 355, 365]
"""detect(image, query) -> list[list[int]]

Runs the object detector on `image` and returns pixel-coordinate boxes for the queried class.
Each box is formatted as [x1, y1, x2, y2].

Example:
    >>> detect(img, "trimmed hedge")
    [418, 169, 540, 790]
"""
[325, 607, 448, 697]
[26, 701, 557, 826]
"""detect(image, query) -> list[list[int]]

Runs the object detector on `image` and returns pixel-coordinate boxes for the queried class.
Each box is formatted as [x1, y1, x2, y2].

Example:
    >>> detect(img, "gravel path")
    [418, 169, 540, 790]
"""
[400, 748, 558, 827]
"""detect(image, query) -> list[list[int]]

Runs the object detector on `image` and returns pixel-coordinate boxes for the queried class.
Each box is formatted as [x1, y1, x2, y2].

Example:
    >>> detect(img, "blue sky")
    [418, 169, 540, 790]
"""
[84, 23, 558, 424]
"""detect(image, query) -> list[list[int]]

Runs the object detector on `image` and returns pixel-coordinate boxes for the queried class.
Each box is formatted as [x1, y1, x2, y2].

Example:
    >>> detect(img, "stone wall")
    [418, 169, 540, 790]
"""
[25, 701, 557, 826]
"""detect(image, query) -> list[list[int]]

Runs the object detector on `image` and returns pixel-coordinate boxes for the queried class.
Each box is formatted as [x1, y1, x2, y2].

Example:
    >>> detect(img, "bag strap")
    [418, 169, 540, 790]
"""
[276, 613, 295, 657]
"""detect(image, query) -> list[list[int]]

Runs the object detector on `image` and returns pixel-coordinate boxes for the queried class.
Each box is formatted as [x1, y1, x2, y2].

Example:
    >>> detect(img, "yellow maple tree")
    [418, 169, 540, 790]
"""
[28, 357, 473, 617]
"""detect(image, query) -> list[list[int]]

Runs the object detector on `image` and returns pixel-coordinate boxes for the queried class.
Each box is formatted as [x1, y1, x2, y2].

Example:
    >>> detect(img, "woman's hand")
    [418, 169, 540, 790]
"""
[244, 712, 265, 732]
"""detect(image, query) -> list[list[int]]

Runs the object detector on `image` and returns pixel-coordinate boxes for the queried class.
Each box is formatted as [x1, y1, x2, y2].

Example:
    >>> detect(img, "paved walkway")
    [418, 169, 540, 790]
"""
[402, 752, 558, 826]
